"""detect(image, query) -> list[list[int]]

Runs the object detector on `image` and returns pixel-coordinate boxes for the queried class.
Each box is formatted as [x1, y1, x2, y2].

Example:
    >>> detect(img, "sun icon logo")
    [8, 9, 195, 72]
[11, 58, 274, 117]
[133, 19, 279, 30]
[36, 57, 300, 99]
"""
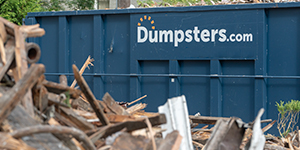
[137, 15, 155, 30]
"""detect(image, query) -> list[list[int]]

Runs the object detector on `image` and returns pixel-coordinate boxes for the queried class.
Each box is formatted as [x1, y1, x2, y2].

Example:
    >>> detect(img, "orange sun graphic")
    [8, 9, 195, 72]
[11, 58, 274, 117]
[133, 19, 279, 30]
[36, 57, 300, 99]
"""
[137, 15, 155, 30]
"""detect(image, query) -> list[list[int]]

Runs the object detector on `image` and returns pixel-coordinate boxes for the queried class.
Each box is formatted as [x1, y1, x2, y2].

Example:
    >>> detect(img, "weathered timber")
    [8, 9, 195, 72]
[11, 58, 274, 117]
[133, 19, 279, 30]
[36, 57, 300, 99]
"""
[0, 49, 15, 81]
[11, 125, 96, 150]
[0, 133, 35, 150]
[264, 144, 289, 150]
[106, 114, 136, 123]
[0, 64, 45, 124]
[47, 118, 80, 150]
[102, 92, 130, 115]
[89, 114, 166, 142]
[58, 106, 95, 131]
[189, 116, 233, 125]
[73, 64, 110, 126]
[71, 97, 93, 112]
[70, 55, 94, 88]
[110, 132, 151, 150]
[0, 22, 6, 65]
[14, 27, 35, 117]
[7, 105, 69, 150]
[32, 84, 48, 112]
[43, 80, 82, 99]
[158, 130, 182, 150]
[19, 24, 45, 38]
[47, 92, 70, 108]
[73, 109, 136, 124]
[59, 75, 68, 86]
[54, 111, 81, 129]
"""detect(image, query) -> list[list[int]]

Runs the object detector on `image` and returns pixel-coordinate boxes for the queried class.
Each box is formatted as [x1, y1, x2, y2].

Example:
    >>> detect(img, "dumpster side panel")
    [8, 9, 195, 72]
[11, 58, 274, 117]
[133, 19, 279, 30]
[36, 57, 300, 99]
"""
[267, 8, 300, 134]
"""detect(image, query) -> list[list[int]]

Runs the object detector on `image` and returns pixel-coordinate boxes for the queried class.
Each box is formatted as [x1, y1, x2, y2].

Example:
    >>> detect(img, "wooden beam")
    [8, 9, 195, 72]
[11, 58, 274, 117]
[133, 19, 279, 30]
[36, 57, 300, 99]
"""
[11, 125, 96, 150]
[7, 105, 69, 150]
[102, 92, 130, 115]
[189, 116, 234, 124]
[89, 114, 166, 142]
[110, 132, 151, 150]
[58, 107, 95, 131]
[0, 64, 45, 124]
[0, 133, 35, 150]
[72, 64, 110, 126]
[0, 49, 15, 82]
[158, 130, 182, 150]
[43, 80, 82, 99]
[48, 118, 85, 150]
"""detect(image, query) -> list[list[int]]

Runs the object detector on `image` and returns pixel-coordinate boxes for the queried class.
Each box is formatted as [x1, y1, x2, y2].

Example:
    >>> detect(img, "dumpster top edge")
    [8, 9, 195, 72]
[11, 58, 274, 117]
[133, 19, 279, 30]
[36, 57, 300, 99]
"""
[26, 2, 299, 17]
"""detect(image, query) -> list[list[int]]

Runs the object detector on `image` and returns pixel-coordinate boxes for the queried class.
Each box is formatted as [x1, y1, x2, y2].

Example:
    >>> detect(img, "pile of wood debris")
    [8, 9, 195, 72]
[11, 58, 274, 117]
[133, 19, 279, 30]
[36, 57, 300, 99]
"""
[0, 17, 297, 150]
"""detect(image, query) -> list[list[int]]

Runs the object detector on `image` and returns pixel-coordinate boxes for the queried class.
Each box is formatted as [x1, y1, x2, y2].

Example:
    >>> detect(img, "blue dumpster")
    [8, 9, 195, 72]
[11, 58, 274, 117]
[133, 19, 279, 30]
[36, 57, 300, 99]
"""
[25, 3, 300, 134]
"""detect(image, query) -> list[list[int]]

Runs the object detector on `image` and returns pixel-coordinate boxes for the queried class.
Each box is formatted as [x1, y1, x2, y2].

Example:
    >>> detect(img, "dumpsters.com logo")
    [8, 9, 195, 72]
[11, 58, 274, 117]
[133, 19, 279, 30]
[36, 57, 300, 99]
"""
[137, 15, 253, 47]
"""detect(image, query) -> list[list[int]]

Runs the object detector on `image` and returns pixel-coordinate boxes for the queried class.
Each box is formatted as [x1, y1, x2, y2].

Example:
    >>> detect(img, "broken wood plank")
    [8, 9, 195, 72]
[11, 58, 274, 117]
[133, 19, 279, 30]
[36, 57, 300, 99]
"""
[0, 64, 45, 124]
[102, 92, 130, 115]
[47, 92, 70, 108]
[189, 116, 233, 125]
[110, 132, 151, 150]
[128, 95, 147, 106]
[58, 106, 95, 131]
[32, 84, 48, 112]
[0, 133, 35, 150]
[0, 37, 6, 65]
[20, 24, 45, 38]
[7, 105, 69, 150]
[54, 111, 81, 129]
[73, 109, 136, 123]
[264, 144, 289, 150]
[59, 75, 68, 86]
[71, 97, 93, 112]
[70, 55, 94, 88]
[43, 80, 82, 99]
[48, 118, 85, 150]
[158, 130, 182, 150]
[11, 125, 96, 150]
[89, 114, 166, 142]
[0, 49, 15, 82]
[73, 64, 110, 126]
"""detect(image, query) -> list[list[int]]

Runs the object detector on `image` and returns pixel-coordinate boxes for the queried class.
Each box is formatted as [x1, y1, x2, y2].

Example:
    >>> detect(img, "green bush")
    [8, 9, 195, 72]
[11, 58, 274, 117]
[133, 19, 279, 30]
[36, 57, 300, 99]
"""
[276, 100, 300, 137]
[0, 0, 43, 25]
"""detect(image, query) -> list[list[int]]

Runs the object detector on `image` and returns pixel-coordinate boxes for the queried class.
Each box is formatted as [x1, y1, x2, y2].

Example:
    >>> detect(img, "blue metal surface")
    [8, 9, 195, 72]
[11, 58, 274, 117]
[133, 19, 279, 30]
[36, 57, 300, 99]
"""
[26, 3, 300, 135]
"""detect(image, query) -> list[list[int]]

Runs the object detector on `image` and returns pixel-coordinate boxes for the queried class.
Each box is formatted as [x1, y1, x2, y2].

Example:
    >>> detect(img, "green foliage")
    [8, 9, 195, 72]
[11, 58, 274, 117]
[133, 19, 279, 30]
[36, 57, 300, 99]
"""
[0, 0, 43, 25]
[41, 0, 94, 11]
[67, 0, 94, 10]
[276, 99, 300, 137]
[137, 0, 155, 5]
[40, 0, 65, 11]
[0, 0, 95, 25]
[63, 91, 71, 107]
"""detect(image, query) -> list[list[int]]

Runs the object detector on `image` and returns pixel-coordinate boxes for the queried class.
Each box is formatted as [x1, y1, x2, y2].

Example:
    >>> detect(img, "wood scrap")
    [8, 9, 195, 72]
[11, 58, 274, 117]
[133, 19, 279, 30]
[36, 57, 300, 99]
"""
[70, 55, 94, 88]
[43, 80, 82, 99]
[110, 132, 151, 150]
[0, 64, 44, 124]
[48, 118, 83, 150]
[11, 125, 96, 150]
[57, 106, 96, 131]
[73, 64, 110, 126]
[158, 130, 182, 150]
[102, 92, 130, 115]
[128, 95, 147, 106]
[0, 133, 35, 150]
